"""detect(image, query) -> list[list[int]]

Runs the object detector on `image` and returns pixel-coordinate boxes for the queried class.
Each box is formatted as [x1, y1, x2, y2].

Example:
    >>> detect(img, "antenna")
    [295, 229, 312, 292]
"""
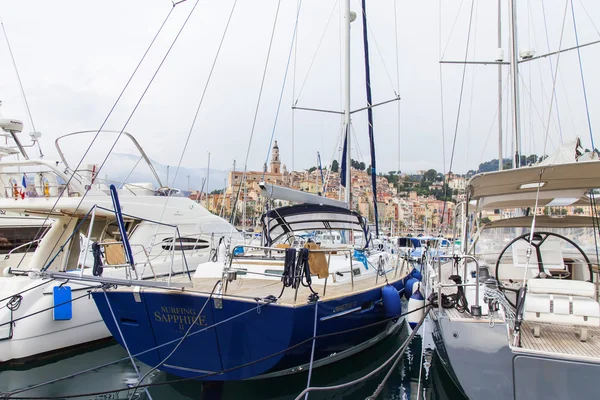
[0, 113, 29, 159]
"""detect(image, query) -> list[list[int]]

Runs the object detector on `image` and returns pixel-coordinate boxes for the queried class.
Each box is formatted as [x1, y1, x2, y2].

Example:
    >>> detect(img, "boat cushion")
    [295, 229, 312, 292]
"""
[528, 278, 596, 298]
[304, 242, 328, 279]
[104, 239, 126, 265]
[524, 280, 600, 327]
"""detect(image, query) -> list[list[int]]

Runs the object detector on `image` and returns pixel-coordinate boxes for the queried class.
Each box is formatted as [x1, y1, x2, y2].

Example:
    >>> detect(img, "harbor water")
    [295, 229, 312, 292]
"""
[0, 320, 465, 400]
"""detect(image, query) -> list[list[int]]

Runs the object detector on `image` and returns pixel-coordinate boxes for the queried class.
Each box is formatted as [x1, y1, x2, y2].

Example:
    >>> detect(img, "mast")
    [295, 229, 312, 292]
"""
[206, 151, 211, 208]
[343, 0, 352, 208]
[497, 0, 503, 171]
[360, 0, 380, 237]
[508, 0, 521, 169]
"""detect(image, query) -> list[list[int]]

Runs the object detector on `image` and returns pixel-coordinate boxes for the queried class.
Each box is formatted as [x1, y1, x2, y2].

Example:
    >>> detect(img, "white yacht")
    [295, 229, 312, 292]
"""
[427, 152, 600, 399]
[0, 129, 242, 363]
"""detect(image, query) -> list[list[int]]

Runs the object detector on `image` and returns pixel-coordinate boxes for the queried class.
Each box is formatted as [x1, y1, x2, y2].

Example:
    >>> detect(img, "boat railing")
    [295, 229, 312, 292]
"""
[434, 254, 481, 316]
[89, 241, 157, 280]
[226, 244, 402, 302]
[60, 205, 192, 286]
[0, 159, 96, 199]
[4, 239, 42, 260]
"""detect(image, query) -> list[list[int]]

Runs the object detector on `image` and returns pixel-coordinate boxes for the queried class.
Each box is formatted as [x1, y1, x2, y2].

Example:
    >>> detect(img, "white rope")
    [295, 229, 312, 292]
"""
[483, 283, 516, 326]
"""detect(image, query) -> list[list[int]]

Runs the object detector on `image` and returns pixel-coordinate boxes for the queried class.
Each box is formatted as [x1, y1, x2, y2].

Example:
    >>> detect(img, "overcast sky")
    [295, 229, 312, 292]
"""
[0, 0, 598, 181]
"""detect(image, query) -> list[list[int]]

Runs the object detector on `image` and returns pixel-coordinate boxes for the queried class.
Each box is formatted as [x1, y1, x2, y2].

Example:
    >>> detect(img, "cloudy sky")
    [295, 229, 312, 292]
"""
[0, 0, 598, 185]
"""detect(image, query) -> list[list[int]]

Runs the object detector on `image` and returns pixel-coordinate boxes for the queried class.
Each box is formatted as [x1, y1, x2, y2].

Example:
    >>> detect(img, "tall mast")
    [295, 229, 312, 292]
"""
[508, 0, 521, 169]
[497, 0, 503, 171]
[206, 151, 211, 208]
[343, 0, 352, 208]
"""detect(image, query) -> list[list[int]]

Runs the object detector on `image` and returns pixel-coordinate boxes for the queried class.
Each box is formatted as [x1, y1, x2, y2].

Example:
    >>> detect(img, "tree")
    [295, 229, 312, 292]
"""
[366, 165, 372, 175]
[308, 166, 317, 173]
[423, 169, 437, 182]
[359, 161, 366, 171]
[331, 159, 339, 173]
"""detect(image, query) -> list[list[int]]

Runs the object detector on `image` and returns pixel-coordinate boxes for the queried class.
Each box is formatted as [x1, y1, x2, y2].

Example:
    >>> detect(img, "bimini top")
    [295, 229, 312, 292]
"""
[467, 160, 600, 210]
[260, 204, 369, 246]
[483, 215, 598, 229]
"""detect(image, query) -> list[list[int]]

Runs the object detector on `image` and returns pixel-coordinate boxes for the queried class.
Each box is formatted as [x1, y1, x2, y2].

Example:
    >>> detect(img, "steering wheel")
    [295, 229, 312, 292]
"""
[494, 231, 592, 281]
[286, 235, 304, 246]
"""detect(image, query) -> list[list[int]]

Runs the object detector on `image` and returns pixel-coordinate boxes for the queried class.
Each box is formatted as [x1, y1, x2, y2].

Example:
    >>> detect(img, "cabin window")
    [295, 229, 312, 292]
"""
[161, 237, 209, 251]
[0, 226, 48, 254]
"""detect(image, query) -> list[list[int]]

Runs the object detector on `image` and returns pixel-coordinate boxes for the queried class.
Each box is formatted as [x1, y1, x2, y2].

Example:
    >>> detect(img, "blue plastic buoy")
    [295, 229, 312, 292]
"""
[404, 278, 419, 300]
[411, 268, 423, 281]
[382, 284, 402, 317]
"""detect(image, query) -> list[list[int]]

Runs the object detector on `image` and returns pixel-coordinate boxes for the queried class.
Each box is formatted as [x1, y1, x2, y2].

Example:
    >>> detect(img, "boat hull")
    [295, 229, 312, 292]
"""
[92, 279, 406, 381]
[430, 310, 600, 399]
[0, 264, 201, 363]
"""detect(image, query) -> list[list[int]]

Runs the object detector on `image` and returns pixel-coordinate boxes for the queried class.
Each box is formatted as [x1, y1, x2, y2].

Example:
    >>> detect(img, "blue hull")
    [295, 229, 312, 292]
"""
[92, 279, 405, 381]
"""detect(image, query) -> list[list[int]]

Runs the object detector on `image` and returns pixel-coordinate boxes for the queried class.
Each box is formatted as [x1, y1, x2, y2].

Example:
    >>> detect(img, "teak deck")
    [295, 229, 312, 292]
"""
[517, 321, 600, 361]
[191, 275, 406, 306]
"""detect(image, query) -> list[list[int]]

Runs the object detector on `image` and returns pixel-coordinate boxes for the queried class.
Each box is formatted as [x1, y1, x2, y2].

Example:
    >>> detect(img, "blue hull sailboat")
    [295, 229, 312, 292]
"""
[87, 0, 415, 383]
[91, 200, 416, 380]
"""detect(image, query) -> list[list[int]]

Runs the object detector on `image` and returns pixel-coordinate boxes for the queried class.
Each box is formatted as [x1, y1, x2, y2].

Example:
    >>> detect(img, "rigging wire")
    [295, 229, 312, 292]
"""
[542, 0, 570, 157]
[158, 0, 239, 228]
[24, 2, 182, 271]
[261, 0, 303, 182]
[577, 0, 600, 37]
[294, 0, 340, 104]
[394, 0, 401, 177]
[230, 0, 282, 228]
[0, 16, 41, 157]
[361, 9, 398, 96]
[541, 0, 564, 143]
[463, 0, 479, 173]
[440, 0, 466, 60]
[3, 303, 431, 400]
[128, 280, 222, 400]
[570, 0, 595, 150]
[478, 79, 510, 166]
[291, 0, 300, 172]
[518, 73, 556, 150]
[438, 0, 448, 219]
[441, 0, 475, 227]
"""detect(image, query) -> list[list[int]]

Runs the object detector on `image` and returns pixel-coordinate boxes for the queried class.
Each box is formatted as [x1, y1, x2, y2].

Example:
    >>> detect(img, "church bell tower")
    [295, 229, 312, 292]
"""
[270, 140, 281, 174]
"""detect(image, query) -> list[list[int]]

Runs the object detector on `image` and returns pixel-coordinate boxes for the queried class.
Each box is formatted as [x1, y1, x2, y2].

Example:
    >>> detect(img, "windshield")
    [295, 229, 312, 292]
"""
[474, 226, 599, 265]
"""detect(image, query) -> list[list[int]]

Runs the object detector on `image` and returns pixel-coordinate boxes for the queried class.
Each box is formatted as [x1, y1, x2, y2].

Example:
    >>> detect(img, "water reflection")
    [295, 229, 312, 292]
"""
[0, 322, 464, 400]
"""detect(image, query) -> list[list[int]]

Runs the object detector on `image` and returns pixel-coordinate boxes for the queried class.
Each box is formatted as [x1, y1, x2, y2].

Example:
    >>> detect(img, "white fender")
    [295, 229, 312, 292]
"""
[407, 281, 425, 329]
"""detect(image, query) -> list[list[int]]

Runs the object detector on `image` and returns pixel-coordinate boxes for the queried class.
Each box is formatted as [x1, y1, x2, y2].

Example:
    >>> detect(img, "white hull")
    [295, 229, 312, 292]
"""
[0, 253, 208, 363]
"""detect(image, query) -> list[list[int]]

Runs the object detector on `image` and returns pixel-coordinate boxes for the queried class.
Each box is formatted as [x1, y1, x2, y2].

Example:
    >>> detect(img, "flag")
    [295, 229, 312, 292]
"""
[20, 175, 26, 199]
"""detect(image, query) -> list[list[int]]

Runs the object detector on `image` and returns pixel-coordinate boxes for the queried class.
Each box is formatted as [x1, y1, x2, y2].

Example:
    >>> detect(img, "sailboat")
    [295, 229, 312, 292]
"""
[83, 0, 417, 382]
[427, 2, 600, 398]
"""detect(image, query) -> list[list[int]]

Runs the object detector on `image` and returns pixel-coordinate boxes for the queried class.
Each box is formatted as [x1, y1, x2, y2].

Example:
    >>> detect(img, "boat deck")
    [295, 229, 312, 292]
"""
[144, 259, 413, 307]
[189, 273, 407, 306]
[433, 260, 476, 320]
[516, 321, 600, 361]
